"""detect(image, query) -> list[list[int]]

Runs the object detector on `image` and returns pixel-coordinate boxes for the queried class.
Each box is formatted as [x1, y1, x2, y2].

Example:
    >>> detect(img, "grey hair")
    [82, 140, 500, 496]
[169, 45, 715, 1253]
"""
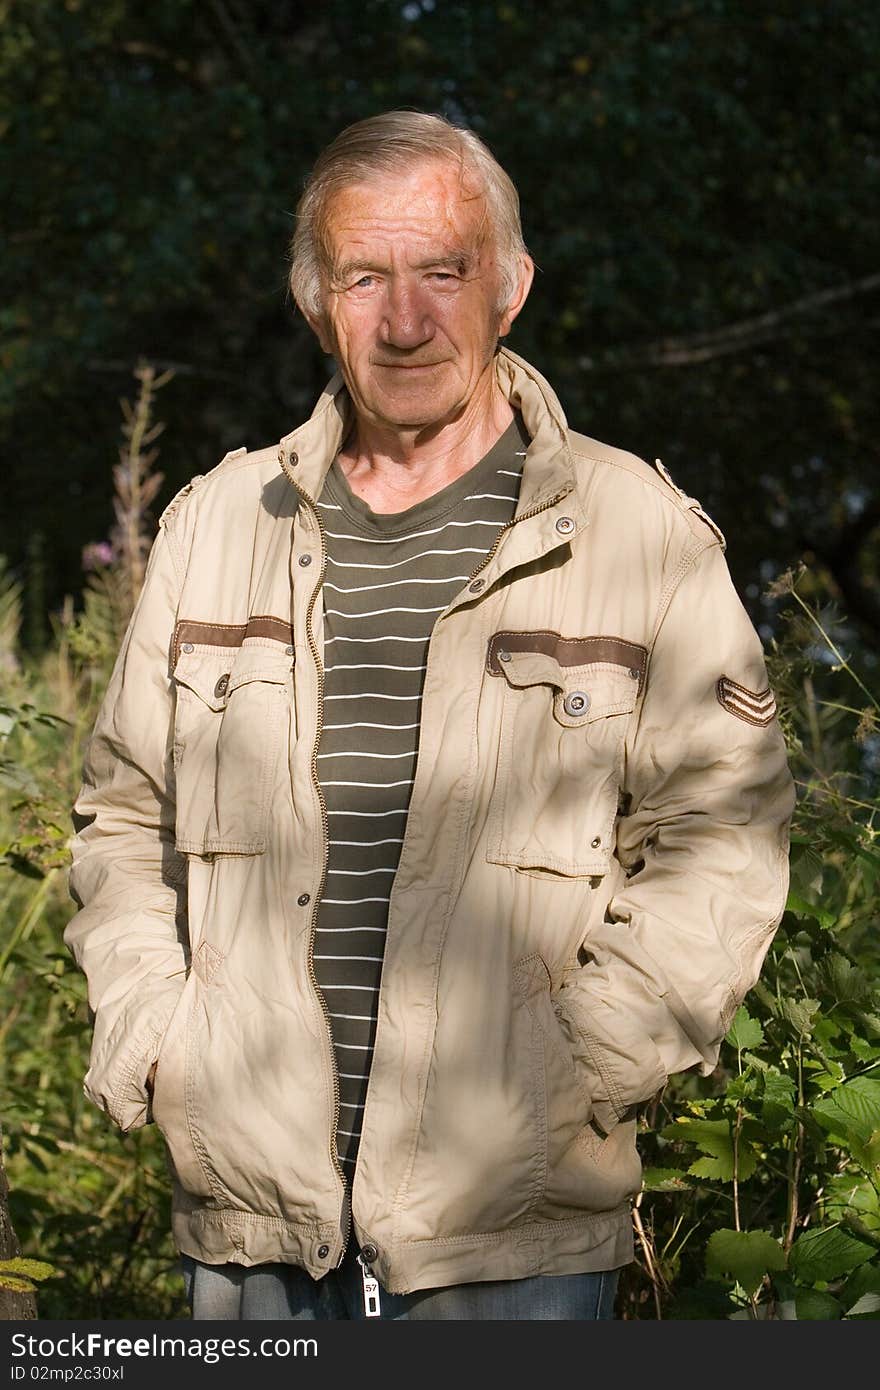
[289, 110, 528, 319]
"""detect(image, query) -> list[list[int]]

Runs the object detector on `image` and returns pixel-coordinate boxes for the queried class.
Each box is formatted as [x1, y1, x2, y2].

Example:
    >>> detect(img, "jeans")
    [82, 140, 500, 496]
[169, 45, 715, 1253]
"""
[182, 1246, 620, 1320]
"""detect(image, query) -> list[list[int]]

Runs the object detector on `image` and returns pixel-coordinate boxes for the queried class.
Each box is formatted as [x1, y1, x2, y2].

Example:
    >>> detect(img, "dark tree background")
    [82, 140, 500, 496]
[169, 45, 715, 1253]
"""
[3, 0, 879, 643]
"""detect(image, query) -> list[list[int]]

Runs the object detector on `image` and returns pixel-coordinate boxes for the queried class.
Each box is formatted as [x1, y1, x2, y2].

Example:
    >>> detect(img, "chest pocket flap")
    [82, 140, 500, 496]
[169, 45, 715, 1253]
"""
[497, 649, 640, 727]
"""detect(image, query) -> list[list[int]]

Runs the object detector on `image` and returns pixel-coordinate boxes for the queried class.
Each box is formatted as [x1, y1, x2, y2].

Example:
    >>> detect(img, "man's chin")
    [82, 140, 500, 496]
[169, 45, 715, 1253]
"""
[367, 389, 463, 434]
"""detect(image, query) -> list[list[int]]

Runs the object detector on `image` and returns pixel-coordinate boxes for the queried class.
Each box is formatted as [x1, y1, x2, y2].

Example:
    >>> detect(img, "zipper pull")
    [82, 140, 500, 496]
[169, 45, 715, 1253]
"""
[357, 1252, 381, 1318]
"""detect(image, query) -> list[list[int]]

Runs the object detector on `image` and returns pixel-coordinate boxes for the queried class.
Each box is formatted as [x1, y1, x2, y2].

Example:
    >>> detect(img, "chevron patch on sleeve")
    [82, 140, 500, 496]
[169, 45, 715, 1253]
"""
[717, 675, 777, 726]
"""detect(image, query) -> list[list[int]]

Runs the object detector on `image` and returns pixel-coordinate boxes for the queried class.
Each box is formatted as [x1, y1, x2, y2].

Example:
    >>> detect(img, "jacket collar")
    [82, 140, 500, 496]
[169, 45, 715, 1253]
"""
[278, 347, 579, 517]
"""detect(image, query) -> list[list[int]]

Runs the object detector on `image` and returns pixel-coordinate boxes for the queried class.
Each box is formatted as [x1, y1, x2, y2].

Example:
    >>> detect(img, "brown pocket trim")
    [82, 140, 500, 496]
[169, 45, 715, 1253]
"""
[173, 615, 293, 667]
[487, 630, 647, 689]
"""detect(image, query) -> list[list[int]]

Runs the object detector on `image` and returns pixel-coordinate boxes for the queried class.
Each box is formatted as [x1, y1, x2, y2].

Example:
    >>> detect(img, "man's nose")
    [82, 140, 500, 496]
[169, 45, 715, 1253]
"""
[380, 281, 435, 349]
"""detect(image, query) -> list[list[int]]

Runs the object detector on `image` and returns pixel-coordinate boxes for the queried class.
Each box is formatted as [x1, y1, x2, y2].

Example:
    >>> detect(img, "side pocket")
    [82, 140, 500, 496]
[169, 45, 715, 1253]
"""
[513, 953, 592, 1121]
[514, 954, 643, 1220]
[151, 970, 215, 1200]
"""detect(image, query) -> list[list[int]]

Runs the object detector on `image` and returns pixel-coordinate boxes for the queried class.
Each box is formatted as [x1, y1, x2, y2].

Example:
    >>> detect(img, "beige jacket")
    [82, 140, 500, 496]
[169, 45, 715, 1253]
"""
[66, 349, 794, 1293]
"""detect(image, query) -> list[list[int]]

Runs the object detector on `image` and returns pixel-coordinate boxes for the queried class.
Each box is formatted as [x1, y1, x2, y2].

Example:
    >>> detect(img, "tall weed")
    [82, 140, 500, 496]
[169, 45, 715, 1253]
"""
[1, 369, 184, 1318]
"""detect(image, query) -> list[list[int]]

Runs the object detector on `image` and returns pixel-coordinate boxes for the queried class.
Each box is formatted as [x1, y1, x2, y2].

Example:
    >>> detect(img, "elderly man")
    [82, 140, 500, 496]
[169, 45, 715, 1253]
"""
[66, 111, 794, 1321]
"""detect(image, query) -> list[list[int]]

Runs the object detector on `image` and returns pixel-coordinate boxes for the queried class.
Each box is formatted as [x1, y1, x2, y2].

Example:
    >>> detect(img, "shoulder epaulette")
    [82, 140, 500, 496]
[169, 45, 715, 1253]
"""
[652, 458, 726, 549]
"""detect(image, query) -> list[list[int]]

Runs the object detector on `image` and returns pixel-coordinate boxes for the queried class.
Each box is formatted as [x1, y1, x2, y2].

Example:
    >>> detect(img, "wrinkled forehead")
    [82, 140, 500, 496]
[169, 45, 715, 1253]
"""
[317, 156, 491, 261]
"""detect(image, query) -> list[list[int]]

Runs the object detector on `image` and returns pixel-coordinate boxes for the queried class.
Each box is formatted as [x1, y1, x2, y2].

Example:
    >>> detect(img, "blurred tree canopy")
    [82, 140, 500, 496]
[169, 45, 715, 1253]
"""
[3, 0, 879, 637]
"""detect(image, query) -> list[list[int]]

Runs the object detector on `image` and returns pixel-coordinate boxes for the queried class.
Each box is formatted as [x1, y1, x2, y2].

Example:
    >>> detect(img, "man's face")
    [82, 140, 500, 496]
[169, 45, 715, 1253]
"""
[309, 159, 529, 436]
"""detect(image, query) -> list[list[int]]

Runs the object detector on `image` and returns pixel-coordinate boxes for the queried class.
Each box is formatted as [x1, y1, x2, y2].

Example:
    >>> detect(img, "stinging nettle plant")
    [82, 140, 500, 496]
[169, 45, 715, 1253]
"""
[623, 566, 880, 1319]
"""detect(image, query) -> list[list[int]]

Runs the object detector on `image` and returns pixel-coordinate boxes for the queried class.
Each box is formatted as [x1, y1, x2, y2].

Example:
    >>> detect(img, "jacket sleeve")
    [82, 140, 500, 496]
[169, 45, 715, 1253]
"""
[557, 538, 795, 1134]
[65, 521, 188, 1133]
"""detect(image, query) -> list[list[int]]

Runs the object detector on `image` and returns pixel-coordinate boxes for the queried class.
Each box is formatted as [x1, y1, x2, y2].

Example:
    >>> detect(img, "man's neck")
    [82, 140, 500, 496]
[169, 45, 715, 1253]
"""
[337, 374, 514, 514]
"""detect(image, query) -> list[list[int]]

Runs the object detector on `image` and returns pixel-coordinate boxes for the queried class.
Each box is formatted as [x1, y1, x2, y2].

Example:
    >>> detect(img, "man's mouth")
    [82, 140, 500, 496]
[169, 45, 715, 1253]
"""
[372, 360, 448, 371]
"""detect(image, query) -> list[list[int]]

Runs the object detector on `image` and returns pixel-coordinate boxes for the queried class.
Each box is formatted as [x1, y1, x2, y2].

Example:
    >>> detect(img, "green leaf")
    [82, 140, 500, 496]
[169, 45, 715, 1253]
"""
[749, 980, 781, 1018]
[794, 1289, 842, 1319]
[789, 1226, 876, 1283]
[705, 1229, 786, 1297]
[743, 1050, 769, 1072]
[841, 1261, 880, 1314]
[781, 995, 821, 1037]
[829, 1077, 880, 1137]
[808, 1066, 848, 1093]
[761, 1070, 796, 1130]
[824, 1173, 880, 1236]
[784, 893, 835, 929]
[688, 1149, 757, 1182]
[689, 1156, 728, 1180]
[850, 1035, 880, 1064]
[820, 953, 876, 1009]
[813, 1077, 880, 1170]
[725, 1071, 759, 1103]
[788, 842, 824, 896]
[726, 1006, 764, 1051]
[661, 1117, 731, 1155]
[845, 1292, 880, 1318]
[664, 1117, 756, 1181]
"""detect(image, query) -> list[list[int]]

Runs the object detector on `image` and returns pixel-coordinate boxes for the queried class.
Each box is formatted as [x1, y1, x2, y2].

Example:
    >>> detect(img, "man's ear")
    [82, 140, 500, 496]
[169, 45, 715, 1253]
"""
[303, 307, 335, 357]
[497, 255, 535, 339]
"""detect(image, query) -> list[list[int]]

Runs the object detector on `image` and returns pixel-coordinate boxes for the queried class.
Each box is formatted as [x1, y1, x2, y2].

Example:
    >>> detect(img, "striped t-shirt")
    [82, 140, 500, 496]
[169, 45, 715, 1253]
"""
[313, 415, 528, 1178]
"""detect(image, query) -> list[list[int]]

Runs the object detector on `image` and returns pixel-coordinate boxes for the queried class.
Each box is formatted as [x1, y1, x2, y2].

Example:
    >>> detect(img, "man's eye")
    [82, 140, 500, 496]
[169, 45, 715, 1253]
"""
[429, 272, 456, 283]
[352, 275, 376, 289]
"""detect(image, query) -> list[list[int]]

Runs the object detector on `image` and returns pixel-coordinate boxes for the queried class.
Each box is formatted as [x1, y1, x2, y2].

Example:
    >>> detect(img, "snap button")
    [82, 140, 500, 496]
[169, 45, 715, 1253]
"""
[289, 451, 299, 466]
[498, 649, 511, 662]
[555, 516, 575, 535]
[297, 893, 311, 907]
[629, 667, 640, 680]
[286, 645, 294, 656]
[181, 641, 194, 654]
[317, 1244, 330, 1260]
[469, 578, 485, 593]
[360, 1243, 378, 1264]
[563, 690, 590, 717]
[591, 836, 602, 848]
[299, 554, 313, 567]
[214, 674, 230, 698]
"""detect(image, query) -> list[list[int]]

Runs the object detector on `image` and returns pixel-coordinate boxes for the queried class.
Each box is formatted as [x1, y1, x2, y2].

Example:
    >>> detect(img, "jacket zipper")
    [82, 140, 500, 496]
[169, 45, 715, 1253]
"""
[291, 478, 352, 1260]
[466, 487, 572, 586]
[289, 469, 569, 1264]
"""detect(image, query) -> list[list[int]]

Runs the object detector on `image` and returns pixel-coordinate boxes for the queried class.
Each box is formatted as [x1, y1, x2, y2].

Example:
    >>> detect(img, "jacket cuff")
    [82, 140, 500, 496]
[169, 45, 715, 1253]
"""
[555, 991, 667, 1133]
[85, 1020, 170, 1133]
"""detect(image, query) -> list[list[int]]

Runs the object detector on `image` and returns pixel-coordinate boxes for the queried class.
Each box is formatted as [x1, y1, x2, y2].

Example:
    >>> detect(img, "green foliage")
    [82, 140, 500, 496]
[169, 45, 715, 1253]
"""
[624, 567, 880, 1318]
[788, 1227, 875, 1284]
[0, 373, 187, 1318]
[706, 1229, 786, 1298]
